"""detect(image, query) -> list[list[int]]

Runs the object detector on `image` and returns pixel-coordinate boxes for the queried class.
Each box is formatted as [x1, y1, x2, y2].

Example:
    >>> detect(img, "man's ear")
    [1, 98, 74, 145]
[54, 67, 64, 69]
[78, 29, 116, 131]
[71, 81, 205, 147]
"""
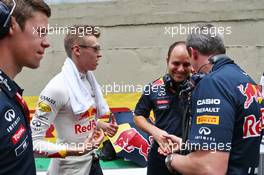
[191, 66, 195, 74]
[189, 47, 199, 61]
[166, 57, 169, 64]
[72, 45, 81, 57]
[8, 17, 18, 36]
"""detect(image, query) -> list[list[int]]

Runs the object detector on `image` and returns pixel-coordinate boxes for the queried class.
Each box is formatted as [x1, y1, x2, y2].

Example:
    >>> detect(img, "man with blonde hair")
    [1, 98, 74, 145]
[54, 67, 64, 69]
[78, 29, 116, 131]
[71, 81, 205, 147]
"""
[31, 25, 118, 175]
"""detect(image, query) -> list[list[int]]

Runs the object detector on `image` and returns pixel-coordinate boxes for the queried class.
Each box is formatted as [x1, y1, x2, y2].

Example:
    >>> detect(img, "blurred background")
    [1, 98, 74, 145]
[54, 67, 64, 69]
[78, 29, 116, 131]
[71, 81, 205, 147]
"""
[16, 0, 264, 97]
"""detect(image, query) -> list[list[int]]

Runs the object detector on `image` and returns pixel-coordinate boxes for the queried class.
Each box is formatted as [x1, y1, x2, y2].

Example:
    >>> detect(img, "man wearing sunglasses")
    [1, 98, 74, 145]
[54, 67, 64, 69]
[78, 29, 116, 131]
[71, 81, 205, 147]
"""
[31, 25, 118, 175]
[0, 0, 51, 174]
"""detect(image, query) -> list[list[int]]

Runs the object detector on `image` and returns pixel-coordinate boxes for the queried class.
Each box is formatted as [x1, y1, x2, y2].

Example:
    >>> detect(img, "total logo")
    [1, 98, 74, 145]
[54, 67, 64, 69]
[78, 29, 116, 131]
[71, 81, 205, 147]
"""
[198, 127, 211, 135]
[12, 125, 26, 144]
[5, 109, 16, 122]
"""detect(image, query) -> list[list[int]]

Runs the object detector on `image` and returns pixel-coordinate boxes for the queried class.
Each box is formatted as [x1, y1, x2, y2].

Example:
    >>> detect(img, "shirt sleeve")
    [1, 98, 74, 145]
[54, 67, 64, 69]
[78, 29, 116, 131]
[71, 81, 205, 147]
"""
[188, 77, 235, 152]
[31, 86, 67, 158]
[134, 87, 153, 118]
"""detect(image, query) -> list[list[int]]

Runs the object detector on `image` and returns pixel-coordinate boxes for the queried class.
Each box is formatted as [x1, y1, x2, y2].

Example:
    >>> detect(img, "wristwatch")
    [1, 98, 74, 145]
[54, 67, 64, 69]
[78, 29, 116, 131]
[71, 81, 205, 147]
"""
[165, 153, 176, 173]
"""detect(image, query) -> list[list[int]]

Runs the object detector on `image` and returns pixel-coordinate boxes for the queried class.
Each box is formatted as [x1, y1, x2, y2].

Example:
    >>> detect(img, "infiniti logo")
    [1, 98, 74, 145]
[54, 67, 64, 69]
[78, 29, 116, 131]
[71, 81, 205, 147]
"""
[5, 109, 16, 122]
[198, 127, 211, 135]
[32, 119, 41, 127]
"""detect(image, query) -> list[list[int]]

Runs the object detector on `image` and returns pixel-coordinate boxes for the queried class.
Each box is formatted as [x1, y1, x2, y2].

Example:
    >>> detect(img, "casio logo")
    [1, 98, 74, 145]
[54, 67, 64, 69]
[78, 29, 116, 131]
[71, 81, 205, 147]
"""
[5, 109, 16, 122]
[198, 127, 211, 135]
[197, 99, 220, 106]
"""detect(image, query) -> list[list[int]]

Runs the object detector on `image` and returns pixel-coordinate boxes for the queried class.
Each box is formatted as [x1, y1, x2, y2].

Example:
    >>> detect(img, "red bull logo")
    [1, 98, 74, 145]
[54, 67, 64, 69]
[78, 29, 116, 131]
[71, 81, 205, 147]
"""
[243, 115, 261, 138]
[74, 120, 96, 134]
[238, 83, 262, 109]
[243, 108, 264, 138]
[114, 128, 150, 161]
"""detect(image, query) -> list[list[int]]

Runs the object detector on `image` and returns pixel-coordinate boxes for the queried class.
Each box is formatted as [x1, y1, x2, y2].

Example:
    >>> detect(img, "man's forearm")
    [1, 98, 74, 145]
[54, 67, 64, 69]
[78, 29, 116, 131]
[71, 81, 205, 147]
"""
[134, 115, 159, 136]
[170, 153, 209, 175]
[169, 151, 228, 175]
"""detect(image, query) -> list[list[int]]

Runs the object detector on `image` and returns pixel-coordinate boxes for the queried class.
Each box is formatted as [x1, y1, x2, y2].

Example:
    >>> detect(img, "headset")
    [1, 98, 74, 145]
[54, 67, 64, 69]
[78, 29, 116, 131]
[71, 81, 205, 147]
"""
[164, 54, 230, 93]
[163, 73, 194, 97]
[163, 73, 178, 91]
[191, 54, 231, 86]
[0, 0, 16, 38]
[208, 54, 228, 64]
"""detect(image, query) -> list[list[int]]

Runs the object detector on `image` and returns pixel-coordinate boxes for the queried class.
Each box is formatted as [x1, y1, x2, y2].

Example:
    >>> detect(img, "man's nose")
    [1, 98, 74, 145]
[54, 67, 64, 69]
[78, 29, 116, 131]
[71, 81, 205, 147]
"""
[178, 64, 184, 72]
[97, 53, 102, 58]
[41, 37, 50, 48]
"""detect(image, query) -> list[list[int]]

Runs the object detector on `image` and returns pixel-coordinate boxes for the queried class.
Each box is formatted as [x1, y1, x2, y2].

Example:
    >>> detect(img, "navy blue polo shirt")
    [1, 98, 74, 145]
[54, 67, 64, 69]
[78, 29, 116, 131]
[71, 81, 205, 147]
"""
[134, 76, 187, 141]
[0, 70, 36, 175]
[188, 55, 263, 175]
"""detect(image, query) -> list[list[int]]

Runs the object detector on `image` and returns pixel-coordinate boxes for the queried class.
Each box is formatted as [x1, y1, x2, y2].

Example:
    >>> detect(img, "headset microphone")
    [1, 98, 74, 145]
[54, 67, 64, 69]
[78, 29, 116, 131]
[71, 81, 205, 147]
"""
[0, 0, 16, 38]
[208, 54, 227, 64]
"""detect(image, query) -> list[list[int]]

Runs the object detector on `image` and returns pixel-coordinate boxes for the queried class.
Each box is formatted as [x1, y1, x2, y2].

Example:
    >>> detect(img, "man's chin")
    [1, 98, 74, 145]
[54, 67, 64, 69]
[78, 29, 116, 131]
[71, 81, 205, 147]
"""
[88, 67, 97, 71]
[27, 63, 40, 69]
[93, 65, 98, 70]
[172, 76, 186, 83]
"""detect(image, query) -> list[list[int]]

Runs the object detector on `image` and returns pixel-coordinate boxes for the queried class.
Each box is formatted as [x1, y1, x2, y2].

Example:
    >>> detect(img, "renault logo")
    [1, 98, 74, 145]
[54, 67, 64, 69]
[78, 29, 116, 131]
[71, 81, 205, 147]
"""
[198, 127, 211, 135]
[5, 109, 16, 122]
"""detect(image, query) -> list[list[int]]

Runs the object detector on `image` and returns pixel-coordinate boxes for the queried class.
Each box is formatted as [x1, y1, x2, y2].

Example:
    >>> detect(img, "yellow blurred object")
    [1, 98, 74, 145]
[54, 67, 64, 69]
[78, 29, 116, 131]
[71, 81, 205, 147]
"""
[24, 93, 141, 110]
[108, 123, 132, 153]
[38, 101, 52, 112]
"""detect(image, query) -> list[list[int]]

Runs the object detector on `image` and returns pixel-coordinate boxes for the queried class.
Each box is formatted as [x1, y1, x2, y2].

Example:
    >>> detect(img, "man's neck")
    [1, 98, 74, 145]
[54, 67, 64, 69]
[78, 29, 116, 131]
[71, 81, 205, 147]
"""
[197, 54, 214, 74]
[0, 64, 20, 80]
[0, 45, 21, 79]
[71, 56, 87, 74]
[202, 64, 213, 74]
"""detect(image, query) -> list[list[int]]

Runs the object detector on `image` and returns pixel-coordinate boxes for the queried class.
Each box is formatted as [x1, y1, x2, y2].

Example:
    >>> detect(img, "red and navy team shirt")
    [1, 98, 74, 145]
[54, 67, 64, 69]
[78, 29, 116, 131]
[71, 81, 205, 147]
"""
[0, 70, 36, 175]
[134, 76, 188, 143]
[188, 56, 263, 175]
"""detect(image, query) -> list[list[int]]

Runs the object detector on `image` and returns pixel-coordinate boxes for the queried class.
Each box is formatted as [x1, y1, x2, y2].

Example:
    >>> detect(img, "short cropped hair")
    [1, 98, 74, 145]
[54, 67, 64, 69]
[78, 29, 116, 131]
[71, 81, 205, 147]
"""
[167, 41, 186, 60]
[186, 24, 226, 56]
[64, 25, 100, 58]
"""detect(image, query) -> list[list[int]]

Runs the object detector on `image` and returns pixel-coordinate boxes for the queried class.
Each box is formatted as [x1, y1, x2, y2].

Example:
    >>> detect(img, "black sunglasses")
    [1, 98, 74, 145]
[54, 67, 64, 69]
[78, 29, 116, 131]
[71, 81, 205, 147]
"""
[78, 45, 101, 52]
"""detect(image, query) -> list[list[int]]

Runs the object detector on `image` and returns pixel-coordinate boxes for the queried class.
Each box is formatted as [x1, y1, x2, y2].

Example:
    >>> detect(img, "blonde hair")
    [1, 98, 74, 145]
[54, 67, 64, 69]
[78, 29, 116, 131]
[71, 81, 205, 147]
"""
[64, 25, 100, 58]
